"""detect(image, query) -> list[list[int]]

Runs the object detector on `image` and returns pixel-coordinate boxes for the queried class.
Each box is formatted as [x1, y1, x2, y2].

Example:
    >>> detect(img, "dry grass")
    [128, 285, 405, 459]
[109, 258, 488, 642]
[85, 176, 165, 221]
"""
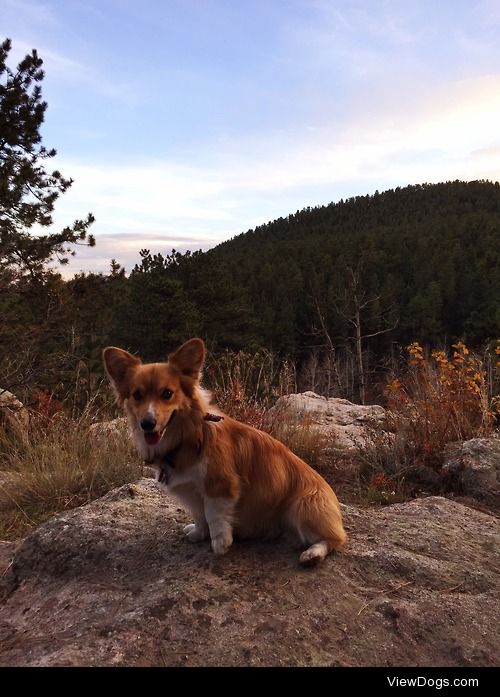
[206, 348, 296, 409]
[0, 395, 142, 540]
[351, 341, 500, 502]
[264, 408, 330, 468]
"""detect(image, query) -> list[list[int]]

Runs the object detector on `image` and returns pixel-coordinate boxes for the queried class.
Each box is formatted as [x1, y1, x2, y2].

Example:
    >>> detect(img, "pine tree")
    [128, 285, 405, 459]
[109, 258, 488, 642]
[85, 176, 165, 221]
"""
[0, 38, 95, 279]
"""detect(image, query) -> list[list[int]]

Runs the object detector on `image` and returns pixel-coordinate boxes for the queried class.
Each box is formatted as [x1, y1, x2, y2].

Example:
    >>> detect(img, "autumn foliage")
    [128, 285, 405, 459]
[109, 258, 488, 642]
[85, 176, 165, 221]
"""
[385, 341, 498, 470]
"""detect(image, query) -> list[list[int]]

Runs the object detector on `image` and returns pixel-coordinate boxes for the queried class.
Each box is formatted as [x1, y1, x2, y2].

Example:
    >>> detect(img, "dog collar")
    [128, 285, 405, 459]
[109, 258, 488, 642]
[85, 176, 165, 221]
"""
[204, 412, 224, 422]
[145, 412, 223, 469]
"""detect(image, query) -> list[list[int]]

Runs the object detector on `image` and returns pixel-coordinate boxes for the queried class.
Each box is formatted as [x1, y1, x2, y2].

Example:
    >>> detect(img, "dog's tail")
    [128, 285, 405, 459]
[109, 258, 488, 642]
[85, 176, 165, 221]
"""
[287, 481, 347, 567]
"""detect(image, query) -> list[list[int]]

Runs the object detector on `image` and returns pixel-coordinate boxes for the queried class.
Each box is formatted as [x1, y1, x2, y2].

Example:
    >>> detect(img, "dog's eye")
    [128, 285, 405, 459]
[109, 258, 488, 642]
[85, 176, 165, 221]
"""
[132, 390, 142, 401]
[161, 388, 173, 400]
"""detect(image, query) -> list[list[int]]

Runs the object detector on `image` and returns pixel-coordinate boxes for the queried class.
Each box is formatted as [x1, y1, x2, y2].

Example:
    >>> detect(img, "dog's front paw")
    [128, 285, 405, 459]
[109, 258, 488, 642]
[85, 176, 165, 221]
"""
[211, 531, 233, 556]
[183, 523, 208, 542]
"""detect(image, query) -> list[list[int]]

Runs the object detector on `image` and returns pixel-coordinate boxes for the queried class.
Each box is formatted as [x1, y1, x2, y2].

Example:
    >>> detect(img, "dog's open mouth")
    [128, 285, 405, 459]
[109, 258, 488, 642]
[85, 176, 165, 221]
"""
[144, 432, 161, 446]
[143, 412, 175, 447]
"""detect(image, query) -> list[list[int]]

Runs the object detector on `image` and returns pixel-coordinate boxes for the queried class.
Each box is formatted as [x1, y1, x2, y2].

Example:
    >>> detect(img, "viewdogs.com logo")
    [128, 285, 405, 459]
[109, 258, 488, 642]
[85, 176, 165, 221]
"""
[387, 676, 479, 689]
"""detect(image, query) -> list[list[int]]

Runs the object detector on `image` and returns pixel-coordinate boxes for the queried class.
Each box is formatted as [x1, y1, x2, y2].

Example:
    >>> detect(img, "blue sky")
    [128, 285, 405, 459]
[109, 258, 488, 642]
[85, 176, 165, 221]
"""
[2, 0, 500, 275]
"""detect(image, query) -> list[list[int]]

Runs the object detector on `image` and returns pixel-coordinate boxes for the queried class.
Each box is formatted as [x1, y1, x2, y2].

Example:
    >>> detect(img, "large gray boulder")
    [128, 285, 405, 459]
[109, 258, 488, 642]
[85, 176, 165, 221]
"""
[0, 481, 498, 667]
[273, 391, 386, 449]
[443, 438, 500, 508]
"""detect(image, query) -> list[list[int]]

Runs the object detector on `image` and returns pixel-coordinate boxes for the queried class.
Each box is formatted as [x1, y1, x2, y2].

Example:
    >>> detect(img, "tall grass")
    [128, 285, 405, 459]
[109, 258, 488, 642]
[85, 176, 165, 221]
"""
[266, 408, 330, 467]
[206, 349, 296, 415]
[0, 392, 142, 540]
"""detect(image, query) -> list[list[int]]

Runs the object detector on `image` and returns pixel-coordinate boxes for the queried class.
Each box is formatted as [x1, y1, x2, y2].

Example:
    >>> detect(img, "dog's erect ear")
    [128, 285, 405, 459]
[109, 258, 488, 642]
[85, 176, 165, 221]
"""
[102, 347, 141, 401]
[169, 338, 205, 378]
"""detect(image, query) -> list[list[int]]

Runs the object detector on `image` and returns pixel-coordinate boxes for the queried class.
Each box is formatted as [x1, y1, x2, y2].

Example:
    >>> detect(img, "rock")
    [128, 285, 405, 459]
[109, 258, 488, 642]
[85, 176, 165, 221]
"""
[88, 417, 129, 443]
[142, 465, 157, 479]
[0, 542, 17, 577]
[0, 482, 498, 667]
[443, 438, 500, 507]
[273, 391, 386, 449]
[0, 390, 29, 435]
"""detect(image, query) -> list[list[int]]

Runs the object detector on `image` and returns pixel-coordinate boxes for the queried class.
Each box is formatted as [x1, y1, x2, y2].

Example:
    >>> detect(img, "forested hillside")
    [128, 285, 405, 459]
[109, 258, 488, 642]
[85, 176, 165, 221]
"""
[160, 179, 500, 356]
[2, 180, 500, 404]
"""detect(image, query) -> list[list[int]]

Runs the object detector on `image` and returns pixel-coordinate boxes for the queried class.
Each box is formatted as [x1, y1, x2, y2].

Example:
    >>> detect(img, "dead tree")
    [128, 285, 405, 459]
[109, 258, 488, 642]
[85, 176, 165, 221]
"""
[335, 267, 398, 405]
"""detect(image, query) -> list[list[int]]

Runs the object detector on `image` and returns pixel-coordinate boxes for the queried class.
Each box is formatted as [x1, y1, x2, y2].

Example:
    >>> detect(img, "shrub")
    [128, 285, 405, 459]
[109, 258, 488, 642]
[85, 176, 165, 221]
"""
[353, 341, 499, 500]
[386, 341, 496, 469]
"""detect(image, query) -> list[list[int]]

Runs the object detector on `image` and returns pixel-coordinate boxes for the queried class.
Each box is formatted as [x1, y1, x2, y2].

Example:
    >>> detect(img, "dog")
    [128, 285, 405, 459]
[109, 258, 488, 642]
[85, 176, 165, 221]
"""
[103, 338, 346, 566]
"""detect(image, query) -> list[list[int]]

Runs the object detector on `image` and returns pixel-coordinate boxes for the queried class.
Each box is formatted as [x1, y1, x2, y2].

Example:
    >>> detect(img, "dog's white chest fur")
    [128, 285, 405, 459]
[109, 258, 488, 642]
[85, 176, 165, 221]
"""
[156, 457, 208, 494]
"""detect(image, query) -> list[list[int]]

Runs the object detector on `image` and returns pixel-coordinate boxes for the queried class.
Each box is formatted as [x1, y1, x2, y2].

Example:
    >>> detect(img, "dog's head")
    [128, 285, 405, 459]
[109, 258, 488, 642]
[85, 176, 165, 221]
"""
[102, 338, 205, 448]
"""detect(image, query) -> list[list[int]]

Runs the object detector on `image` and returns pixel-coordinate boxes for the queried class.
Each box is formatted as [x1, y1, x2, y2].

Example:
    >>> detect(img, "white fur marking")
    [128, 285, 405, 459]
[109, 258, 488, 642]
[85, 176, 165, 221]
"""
[183, 522, 208, 542]
[299, 541, 328, 566]
[204, 497, 234, 556]
[167, 458, 207, 491]
[155, 458, 210, 543]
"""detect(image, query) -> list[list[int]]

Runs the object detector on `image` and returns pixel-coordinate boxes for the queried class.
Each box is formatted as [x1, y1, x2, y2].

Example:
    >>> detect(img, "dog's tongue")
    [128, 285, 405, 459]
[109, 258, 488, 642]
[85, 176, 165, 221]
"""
[145, 432, 161, 446]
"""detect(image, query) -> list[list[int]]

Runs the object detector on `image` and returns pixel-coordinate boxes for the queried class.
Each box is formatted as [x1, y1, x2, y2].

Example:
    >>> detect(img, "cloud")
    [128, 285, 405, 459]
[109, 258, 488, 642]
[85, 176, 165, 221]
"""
[9, 38, 91, 80]
[470, 144, 500, 159]
[1, 0, 58, 30]
[55, 233, 220, 278]
[190, 74, 500, 193]
[282, 1, 422, 84]
[51, 159, 239, 232]
[5, 34, 138, 105]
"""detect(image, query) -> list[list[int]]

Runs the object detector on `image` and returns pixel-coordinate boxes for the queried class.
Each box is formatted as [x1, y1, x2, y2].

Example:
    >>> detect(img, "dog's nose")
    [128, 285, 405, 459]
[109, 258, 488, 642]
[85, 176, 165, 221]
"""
[140, 417, 156, 431]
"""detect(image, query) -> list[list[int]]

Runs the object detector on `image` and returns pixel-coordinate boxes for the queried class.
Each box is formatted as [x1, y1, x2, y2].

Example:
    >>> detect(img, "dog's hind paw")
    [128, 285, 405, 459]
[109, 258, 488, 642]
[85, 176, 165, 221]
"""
[183, 523, 208, 542]
[299, 541, 328, 567]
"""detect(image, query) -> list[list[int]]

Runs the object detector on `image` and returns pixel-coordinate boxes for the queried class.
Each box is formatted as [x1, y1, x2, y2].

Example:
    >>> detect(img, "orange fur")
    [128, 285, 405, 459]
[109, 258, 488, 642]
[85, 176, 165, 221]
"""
[103, 338, 346, 566]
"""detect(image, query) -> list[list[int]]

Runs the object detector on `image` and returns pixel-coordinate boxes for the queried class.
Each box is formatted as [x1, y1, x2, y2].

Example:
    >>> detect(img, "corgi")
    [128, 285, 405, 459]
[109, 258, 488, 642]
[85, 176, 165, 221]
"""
[103, 338, 346, 566]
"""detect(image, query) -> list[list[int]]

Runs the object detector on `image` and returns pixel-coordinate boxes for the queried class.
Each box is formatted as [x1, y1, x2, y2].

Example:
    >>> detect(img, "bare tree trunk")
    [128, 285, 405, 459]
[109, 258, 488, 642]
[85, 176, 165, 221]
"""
[311, 291, 343, 396]
[355, 307, 365, 404]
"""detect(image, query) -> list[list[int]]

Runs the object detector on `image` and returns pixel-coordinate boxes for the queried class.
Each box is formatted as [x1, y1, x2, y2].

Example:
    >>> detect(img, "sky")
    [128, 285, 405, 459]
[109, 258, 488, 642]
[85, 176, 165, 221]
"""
[2, 0, 500, 276]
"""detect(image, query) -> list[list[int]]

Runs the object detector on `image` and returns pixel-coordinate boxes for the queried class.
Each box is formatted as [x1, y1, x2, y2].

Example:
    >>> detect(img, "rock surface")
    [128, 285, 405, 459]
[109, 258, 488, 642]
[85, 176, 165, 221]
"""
[443, 439, 500, 509]
[0, 390, 29, 434]
[273, 391, 386, 449]
[0, 480, 498, 667]
[88, 417, 129, 443]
